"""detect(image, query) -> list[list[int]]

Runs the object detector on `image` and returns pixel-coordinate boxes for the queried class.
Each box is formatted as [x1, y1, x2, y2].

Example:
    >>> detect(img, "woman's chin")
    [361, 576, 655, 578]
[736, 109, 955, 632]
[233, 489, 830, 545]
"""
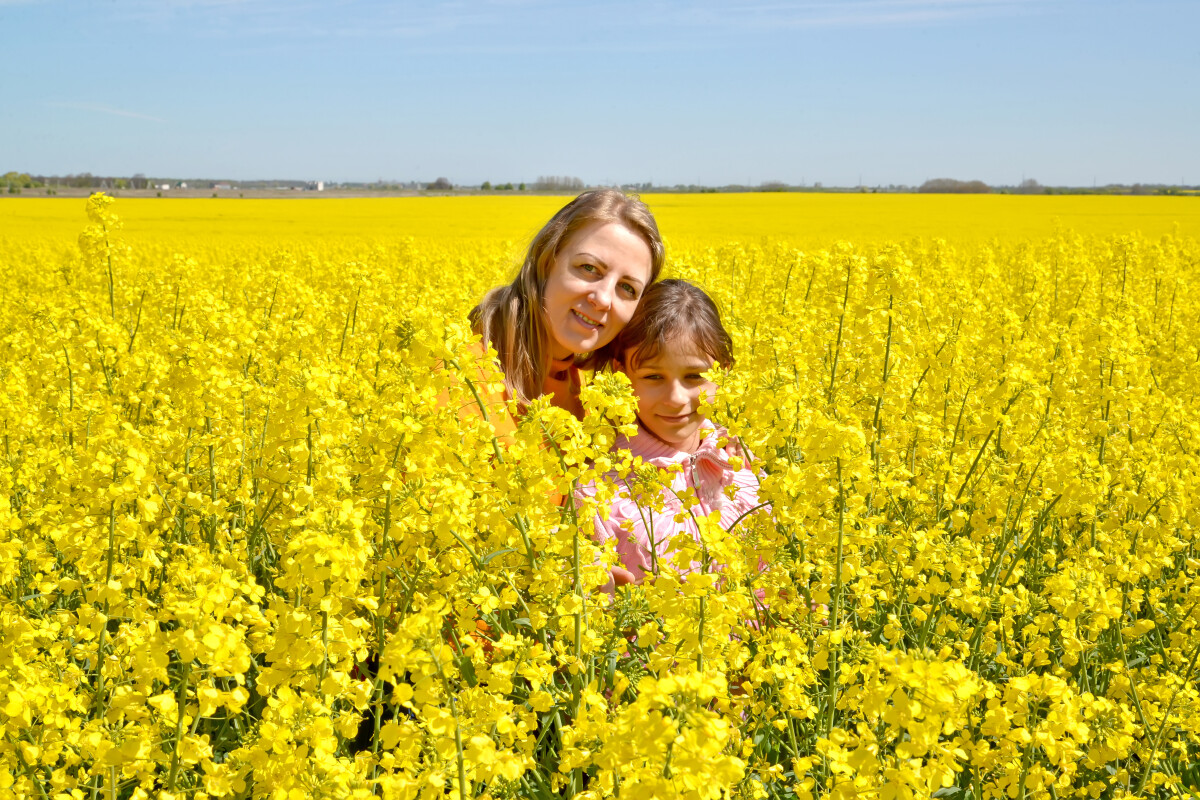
[552, 329, 603, 356]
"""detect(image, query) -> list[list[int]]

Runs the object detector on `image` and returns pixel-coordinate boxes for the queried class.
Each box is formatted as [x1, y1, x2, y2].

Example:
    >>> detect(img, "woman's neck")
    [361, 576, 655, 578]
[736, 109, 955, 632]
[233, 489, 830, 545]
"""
[547, 354, 573, 381]
[548, 339, 574, 362]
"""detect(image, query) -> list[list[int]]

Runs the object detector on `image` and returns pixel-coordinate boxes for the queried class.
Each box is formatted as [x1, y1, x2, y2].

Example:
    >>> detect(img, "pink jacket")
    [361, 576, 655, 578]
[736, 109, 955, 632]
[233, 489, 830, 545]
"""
[577, 421, 766, 592]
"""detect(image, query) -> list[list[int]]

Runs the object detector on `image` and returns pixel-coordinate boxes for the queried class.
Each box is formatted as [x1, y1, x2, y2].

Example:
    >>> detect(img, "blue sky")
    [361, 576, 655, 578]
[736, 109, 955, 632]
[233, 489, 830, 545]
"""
[2, 0, 1196, 186]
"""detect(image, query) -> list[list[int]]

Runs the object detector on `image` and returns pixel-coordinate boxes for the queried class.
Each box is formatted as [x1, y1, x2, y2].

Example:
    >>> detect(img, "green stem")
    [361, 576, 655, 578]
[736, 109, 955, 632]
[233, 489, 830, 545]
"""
[167, 660, 192, 792]
[8, 735, 51, 800]
[101, 219, 115, 320]
[559, 484, 586, 665]
[339, 287, 360, 358]
[824, 458, 846, 736]
[319, 578, 331, 688]
[371, 482, 394, 779]
[306, 409, 314, 486]
[206, 416, 217, 545]
[431, 646, 469, 800]
[827, 258, 853, 407]
[446, 357, 505, 463]
[127, 289, 146, 352]
[92, 491, 117, 715]
[1132, 637, 1200, 793]
[953, 427, 996, 505]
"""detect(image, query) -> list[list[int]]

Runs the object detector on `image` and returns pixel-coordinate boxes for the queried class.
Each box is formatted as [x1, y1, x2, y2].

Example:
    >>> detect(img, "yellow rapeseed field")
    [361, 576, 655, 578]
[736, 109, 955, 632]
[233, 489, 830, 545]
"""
[5, 193, 1199, 243]
[1, 194, 1198, 799]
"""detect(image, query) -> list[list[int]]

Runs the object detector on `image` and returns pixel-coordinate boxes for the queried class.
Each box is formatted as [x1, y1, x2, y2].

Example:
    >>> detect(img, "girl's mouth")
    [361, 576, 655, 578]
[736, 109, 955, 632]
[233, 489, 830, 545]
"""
[571, 309, 602, 329]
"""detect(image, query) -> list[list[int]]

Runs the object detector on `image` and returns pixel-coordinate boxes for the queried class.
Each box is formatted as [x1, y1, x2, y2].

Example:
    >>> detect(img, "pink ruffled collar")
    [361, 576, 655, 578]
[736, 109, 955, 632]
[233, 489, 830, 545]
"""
[623, 421, 734, 508]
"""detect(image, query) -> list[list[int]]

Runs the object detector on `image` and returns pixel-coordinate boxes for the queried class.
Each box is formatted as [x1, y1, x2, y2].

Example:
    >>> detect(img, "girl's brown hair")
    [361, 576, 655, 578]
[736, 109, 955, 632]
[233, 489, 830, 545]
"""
[611, 279, 734, 370]
[469, 189, 666, 406]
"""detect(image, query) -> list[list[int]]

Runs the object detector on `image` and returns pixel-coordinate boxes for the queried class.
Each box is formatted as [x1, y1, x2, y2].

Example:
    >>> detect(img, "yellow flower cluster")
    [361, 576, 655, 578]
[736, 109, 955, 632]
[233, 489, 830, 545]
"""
[1, 195, 1197, 799]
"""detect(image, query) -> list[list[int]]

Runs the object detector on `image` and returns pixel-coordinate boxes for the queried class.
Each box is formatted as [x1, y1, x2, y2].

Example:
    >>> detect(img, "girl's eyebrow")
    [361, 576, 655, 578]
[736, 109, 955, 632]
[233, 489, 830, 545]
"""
[638, 359, 713, 371]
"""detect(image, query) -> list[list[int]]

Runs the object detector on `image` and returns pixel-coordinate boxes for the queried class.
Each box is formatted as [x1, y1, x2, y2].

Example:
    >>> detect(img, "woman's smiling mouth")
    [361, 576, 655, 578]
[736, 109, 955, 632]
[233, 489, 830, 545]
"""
[571, 308, 602, 329]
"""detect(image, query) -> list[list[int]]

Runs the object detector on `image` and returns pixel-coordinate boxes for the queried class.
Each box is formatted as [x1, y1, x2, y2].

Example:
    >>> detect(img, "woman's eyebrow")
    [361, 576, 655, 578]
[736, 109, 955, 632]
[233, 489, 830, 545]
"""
[574, 252, 644, 287]
[574, 251, 607, 268]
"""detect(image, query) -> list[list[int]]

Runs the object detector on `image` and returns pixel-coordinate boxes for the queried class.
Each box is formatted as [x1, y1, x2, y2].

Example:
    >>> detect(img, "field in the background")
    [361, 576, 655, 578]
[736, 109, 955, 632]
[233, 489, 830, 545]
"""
[2, 195, 1199, 799]
[3, 193, 1199, 244]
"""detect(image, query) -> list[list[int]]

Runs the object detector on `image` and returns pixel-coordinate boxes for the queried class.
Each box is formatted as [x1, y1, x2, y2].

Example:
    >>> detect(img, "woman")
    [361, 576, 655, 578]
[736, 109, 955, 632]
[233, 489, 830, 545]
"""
[469, 189, 665, 421]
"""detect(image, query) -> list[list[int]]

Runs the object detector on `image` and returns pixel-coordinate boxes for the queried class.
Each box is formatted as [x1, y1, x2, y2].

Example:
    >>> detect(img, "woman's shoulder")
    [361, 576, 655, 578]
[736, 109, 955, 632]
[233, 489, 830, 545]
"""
[444, 338, 517, 439]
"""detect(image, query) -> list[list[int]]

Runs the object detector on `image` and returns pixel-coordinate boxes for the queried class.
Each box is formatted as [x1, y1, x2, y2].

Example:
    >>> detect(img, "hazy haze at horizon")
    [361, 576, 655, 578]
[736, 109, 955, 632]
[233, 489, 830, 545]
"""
[3, 0, 1197, 187]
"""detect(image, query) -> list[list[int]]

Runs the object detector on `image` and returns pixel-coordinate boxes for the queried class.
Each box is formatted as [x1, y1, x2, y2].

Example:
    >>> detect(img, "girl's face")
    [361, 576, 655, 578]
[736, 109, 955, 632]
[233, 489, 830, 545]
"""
[623, 339, 718, 453]
[542, 221, 653, 360]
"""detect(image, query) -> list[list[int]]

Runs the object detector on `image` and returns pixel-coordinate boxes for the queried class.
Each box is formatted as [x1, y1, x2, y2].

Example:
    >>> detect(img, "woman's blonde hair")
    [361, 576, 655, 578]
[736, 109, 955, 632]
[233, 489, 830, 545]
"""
[469, 189, 665, 406]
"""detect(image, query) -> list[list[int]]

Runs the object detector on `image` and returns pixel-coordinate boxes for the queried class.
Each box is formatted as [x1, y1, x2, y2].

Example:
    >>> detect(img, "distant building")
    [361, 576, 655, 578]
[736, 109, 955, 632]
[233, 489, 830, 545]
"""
[213, 183, 232, 190]
[179, 182, 188, 189]
[317, 181, 324, 191]
[160, 184, 171, 191]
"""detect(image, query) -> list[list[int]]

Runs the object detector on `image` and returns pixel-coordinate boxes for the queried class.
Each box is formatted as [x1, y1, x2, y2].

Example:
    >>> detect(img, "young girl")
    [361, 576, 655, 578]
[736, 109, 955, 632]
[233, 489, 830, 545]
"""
[578, 279, 767, 592]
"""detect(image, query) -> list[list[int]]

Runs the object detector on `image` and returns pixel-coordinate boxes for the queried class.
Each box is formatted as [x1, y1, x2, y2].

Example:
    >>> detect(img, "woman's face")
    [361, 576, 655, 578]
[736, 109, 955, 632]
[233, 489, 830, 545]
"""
[542, 221, 653, 360]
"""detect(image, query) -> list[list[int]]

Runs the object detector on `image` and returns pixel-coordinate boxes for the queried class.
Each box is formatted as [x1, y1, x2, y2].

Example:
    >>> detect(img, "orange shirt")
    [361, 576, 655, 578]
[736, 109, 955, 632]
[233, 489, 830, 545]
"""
[451, 342, 517, 441]
[449, 343, 581, 508]
[448, 342, 584, 447]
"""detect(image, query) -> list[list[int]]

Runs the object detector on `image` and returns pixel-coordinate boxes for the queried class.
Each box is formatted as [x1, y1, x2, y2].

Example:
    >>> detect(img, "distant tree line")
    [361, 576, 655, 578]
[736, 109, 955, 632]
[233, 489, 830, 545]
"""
[534, 176, 584, 192]
[919, 178, 991, 194]
[4, 172, 43, 193]
[478, 176, 583, 192]
[9, 173, 157, 191]
[5, 171, 1195, 197]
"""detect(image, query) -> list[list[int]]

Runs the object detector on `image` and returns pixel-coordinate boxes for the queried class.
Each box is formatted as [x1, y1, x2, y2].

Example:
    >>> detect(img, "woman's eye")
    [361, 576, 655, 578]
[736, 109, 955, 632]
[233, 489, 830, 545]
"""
[579, 263, 598, 274]
[620, 282, 637, 298]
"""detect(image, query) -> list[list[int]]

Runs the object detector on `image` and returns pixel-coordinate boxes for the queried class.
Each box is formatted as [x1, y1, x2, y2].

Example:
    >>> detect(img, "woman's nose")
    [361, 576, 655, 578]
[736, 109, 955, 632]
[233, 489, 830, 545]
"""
[588, 283, 612, 310]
